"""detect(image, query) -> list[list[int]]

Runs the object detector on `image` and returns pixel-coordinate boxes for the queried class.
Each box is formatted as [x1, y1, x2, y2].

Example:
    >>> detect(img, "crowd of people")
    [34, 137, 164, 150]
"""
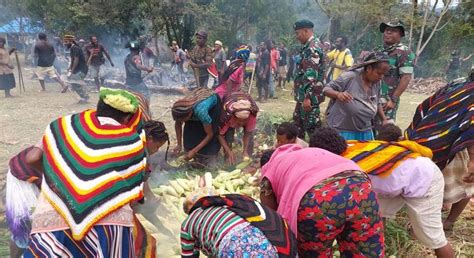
[0, 16, 473, 258]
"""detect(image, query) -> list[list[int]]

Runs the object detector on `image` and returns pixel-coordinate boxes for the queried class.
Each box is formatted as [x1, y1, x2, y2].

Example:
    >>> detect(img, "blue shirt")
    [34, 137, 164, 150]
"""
[192, 94, 218, 124]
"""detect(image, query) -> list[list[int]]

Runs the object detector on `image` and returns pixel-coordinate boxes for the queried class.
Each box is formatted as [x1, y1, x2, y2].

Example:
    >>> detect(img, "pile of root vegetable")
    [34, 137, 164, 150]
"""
[407, 77, 447, 94]
[137, 158, 262, 257]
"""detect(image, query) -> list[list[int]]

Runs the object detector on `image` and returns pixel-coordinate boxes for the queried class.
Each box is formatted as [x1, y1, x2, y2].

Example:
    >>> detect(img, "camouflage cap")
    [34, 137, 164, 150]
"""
[379, 20, 405, 37]
[294, 19, 314, 30]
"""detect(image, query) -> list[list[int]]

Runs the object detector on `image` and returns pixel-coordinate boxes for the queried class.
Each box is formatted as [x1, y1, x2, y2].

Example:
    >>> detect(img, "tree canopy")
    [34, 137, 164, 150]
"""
[1, 0, 472, 77]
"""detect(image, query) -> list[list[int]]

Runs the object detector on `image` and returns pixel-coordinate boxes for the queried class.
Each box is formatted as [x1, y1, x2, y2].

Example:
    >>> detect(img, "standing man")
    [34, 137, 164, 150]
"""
[256, 42, 271, 102]
[85, 36, 114, 91]
[0, 37, 15, 98]
[63, 35, 90, 104]
[213, 40, 226, 84]
[171, 40, 187, 82]
[326, 35, 353, 82]
[124, 41, 154, 100]
[244, 45, 257, 83]
[293, 19, 325, 139]
[34, 33, 68, 92]
[188, 30, 213, 88]
[277, 42, 288, 89]
[445, 50, 472, 81]
[269, 41, 279, 98]
[376, 21, 415, 124]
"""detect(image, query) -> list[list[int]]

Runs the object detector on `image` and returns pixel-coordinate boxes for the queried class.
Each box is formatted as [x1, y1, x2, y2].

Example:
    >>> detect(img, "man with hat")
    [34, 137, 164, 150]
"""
[292, 19, 325, 139]
[376, 20, 415, 126]
[213, 40, 226, 80]
[63, 34, 90, 104]
[188, 30, 213, 88]
[84, 35, 114, 91]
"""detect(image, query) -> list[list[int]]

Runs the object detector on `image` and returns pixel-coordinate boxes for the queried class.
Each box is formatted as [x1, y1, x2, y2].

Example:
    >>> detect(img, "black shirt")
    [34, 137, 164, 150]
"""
[124, 53, 143, 85]
[279, 48, 288, 66]
[257, 49, 271, 81]
[34, 41, 56, 67]
[70, 45, 88, 75]
[85, 43, 106, 66]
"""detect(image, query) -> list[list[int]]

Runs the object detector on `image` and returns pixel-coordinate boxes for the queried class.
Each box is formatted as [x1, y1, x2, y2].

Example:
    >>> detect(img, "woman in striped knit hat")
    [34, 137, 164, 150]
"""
[21, 88, 148, 257]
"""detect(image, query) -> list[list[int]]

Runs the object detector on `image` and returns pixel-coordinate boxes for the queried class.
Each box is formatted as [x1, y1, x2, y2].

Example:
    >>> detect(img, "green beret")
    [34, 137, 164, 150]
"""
[99, 87, 139, 113]
[294, 19, 314, 30]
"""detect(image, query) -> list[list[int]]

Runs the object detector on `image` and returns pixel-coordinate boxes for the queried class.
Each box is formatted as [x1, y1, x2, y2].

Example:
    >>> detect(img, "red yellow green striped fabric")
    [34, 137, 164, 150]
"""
[41, 109, 147, 240]
[343, 140, 433, 177]
[132, 214, 157, 258]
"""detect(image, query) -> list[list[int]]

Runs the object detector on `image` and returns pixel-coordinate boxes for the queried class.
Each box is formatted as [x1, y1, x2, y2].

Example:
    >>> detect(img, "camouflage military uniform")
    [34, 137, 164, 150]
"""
[376, 43, 415, 123]
[189, 45, 213, 88]
[293, 36, 325, 138]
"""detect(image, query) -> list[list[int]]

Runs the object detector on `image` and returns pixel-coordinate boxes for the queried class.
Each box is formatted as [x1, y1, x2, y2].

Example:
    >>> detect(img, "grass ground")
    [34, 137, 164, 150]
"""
[0, 68, 472, 256]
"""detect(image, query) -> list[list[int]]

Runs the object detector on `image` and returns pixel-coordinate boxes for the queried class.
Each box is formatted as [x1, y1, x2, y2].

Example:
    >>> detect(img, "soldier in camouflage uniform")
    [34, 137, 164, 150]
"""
[376, 21, 415, 125]
[292, 19, 325, 139]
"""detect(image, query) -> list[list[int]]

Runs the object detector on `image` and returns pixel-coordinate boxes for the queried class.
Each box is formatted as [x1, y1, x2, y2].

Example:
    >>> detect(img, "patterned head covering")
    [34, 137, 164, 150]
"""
[231, 99, 252, 119]
[184, 187, 218, 214]
[349, 51, 389, 71]
[99, 87, 139, 113]
[235, 45, 251, 62]
[63, 34, 76, 41]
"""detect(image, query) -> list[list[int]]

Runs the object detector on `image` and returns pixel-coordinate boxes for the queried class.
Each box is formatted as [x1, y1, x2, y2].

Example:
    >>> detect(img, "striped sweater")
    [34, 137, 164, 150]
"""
[180, 206, 249, 257]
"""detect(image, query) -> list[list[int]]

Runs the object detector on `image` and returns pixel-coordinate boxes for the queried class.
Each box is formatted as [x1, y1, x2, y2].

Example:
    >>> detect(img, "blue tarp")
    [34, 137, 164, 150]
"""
[0, 18, 42, 34]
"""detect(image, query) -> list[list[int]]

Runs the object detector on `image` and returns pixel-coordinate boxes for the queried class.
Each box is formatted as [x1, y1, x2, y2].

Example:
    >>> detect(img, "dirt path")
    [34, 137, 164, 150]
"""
[0, 70, 426, 173]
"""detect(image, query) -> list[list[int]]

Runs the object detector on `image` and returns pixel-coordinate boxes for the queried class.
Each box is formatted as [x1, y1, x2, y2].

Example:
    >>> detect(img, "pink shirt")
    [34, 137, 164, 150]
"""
[270, 49, 279, 71]
[214, 65, 244, 99]
[219, 114, 257, 135]
[261, 144, 362, 235]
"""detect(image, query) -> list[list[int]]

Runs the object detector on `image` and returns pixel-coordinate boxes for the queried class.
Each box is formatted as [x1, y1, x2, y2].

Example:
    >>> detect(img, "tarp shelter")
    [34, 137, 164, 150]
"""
[0, 17, 42, 34]
[0, 18, 42, 48]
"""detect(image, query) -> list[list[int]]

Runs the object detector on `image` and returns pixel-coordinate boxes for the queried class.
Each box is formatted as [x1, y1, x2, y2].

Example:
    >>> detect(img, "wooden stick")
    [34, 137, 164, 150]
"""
[14, 51, 25, 92]
[192, 67, 201, 88]
[87, 52, 93, 66]
[156, 107, 171, 120]
[248, 63, 256, 94]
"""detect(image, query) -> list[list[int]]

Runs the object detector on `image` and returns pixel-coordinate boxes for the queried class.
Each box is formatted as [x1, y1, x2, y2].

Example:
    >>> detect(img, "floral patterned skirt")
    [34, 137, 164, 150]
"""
[218, 223, 279, 258]
[297, 170, 384, 258]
